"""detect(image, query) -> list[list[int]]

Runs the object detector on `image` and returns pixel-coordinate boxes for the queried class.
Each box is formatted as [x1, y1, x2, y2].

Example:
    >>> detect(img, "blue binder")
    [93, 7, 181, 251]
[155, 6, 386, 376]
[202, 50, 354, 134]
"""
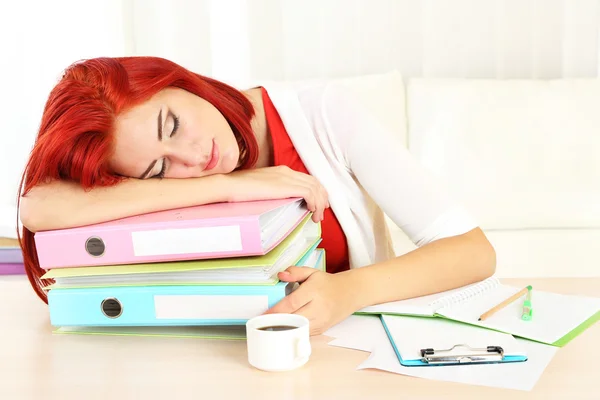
[48, 281, 295, 327]
[48, 249, 324, 327]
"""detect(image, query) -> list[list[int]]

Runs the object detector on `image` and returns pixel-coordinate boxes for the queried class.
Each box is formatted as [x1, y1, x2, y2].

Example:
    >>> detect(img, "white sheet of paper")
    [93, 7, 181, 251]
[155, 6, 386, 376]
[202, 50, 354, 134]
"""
[325, 314, 387, 352]
[325, 314, 557, 391]
[325, 314, 382, 342]
[357, 334, 557, 391]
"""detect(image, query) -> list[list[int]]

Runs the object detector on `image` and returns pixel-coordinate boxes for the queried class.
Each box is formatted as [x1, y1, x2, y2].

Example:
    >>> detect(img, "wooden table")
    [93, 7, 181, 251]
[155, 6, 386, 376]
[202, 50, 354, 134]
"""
[0, 276, 598, 400]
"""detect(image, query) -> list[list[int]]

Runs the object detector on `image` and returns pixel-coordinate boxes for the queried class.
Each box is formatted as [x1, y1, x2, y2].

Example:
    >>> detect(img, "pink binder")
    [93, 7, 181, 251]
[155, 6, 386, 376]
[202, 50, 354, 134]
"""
[34, 198, 308, 269]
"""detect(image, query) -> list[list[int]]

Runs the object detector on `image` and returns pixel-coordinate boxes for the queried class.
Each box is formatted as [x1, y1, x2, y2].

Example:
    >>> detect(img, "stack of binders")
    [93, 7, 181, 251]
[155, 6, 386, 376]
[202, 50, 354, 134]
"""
[0, 237, 25, 275]
[35, 198, 324, 332]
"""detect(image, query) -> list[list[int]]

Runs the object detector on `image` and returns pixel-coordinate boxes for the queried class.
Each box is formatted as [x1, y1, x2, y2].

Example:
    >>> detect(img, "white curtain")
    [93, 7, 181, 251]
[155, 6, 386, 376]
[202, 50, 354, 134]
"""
[0, 0, 130, 237]
[1, 0, 599, 237]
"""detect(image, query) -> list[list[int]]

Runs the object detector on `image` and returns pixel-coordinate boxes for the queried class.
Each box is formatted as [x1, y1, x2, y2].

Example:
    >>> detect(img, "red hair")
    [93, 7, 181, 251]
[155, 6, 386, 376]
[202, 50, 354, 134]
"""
[17, 56, 259, 303]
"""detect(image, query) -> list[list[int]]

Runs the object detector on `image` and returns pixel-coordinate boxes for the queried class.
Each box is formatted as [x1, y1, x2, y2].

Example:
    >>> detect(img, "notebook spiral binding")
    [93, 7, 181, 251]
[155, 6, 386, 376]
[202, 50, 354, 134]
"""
[430, 276, 500, 311]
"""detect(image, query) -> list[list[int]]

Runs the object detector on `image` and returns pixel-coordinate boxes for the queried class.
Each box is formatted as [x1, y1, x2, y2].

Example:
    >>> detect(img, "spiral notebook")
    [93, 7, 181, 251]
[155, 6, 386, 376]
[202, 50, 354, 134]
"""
[358, 276, 600, 347]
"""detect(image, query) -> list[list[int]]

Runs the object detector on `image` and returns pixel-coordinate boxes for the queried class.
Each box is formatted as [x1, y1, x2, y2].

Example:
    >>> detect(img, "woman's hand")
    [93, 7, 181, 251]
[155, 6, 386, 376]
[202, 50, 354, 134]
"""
[224, 166, 329, 222]
[263, 267, 360, 335]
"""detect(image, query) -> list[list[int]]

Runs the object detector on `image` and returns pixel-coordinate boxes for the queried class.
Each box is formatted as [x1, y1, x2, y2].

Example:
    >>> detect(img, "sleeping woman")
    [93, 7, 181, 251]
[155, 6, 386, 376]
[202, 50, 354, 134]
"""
[18, 56, 496, 335]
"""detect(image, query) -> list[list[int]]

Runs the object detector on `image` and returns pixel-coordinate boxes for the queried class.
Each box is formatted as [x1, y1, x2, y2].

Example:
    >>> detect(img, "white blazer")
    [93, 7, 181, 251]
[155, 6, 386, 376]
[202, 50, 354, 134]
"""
[262, 81, 479, 270]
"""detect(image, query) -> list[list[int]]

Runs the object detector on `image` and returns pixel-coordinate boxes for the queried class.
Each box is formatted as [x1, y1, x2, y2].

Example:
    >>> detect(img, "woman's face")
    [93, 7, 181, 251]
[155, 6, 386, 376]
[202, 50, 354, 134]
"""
[110, 87, 240, 179]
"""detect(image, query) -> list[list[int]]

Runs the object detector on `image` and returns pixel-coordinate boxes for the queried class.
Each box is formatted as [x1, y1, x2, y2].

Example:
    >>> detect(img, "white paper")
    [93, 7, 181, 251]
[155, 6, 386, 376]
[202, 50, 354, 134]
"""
[325, 315, 557, 391]
[358, 336, 557, 391]
[325, 314, 384, 352]
[132, 225, 242, 256]
[324, 314, 382, 340]
[154, 294, 268, 319]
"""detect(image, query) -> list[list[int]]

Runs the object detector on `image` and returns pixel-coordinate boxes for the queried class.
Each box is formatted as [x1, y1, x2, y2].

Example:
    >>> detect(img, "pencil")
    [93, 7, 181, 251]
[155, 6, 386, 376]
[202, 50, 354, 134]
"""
[478, 285, 532, 321]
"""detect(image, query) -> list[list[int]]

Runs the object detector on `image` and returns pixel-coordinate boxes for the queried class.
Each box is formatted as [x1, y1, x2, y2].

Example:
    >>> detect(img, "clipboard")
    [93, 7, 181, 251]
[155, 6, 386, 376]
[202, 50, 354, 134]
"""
[418, 344, 523, 366]
[380, 314, 528, 367]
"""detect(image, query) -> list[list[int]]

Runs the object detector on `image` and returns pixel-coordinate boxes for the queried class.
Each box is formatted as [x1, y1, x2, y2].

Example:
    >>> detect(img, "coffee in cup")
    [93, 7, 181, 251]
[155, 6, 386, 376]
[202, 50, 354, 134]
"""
[245, 313, 311, 372]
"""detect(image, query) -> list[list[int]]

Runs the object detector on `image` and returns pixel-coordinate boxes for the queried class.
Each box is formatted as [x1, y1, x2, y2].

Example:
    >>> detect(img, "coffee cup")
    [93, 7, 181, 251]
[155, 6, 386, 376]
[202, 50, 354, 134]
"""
[245, 313, 311, 372]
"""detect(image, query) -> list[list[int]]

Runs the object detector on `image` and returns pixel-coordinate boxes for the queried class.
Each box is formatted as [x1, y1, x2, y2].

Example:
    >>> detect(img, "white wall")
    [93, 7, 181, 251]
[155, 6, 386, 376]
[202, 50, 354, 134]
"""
[0, 0, 129, 237]
[241, 0, 600, 82]
[2, 0, 599, 274]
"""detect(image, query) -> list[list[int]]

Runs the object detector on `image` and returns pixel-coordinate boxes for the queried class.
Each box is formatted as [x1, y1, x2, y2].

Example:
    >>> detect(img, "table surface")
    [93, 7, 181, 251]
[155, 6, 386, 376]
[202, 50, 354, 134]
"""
[0, 276, 598, 400]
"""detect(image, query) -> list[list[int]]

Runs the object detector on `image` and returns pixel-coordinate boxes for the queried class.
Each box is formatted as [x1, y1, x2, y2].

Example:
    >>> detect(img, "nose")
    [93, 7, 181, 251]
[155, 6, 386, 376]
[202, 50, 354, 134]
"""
[167, 141, 208, 168]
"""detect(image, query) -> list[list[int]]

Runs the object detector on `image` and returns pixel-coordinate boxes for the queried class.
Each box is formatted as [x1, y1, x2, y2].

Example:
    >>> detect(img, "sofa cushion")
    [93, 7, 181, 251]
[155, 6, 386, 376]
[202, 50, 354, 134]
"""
[389, 225, 600, 278]
[406, 78, 600, 230]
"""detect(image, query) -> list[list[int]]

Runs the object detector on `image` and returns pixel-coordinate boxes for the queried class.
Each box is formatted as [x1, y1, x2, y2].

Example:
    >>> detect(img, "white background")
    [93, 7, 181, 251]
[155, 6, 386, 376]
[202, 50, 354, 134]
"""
[1, 0, 599, 276]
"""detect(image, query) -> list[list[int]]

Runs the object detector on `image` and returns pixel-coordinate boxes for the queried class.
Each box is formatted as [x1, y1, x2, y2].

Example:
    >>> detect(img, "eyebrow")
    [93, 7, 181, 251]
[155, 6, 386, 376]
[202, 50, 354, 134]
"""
[157, 108, 163, 141]
[139, 108, 163, 179]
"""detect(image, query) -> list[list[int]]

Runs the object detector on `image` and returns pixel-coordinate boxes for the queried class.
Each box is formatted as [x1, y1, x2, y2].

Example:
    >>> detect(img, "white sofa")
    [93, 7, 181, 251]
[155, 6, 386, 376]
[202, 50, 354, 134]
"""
[2, 71, 598, 278]
[335, 71, 600, 278]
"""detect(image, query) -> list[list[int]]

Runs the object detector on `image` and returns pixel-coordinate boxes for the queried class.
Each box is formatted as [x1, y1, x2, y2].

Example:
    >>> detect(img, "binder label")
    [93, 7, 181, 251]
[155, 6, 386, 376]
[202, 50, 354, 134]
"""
[154, 295, 269, 319]
[131, 225, 243, 256]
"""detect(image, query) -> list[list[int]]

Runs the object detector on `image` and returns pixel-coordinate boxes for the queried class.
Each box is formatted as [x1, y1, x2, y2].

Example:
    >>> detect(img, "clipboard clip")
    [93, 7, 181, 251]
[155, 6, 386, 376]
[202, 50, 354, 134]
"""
[420, 344, 504, 365]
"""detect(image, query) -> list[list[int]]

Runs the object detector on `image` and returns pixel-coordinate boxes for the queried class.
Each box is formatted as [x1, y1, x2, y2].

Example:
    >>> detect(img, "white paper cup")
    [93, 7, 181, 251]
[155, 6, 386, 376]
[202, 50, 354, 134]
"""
[246, 313, 311, 372]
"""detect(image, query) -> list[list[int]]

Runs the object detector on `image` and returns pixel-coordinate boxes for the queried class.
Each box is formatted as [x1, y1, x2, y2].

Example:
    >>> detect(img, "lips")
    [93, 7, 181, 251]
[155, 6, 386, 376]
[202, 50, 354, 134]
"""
[204, 139, 219, 171]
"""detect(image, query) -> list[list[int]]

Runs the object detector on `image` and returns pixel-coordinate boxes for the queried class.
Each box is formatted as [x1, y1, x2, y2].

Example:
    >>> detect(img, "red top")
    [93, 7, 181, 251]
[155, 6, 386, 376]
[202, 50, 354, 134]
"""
[260, 87, 350, 274]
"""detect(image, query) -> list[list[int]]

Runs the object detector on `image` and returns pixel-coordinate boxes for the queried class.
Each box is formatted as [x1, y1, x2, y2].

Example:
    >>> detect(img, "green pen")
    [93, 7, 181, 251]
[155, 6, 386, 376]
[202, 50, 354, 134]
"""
[521, 286, 533, 321]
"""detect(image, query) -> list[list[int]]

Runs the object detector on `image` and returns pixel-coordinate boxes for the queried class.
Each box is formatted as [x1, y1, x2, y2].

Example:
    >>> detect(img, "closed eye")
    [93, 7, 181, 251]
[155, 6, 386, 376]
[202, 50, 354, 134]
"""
[156, 159, 167, 179]
[153, 112, 180, 179]
[170, 113, 180, 137]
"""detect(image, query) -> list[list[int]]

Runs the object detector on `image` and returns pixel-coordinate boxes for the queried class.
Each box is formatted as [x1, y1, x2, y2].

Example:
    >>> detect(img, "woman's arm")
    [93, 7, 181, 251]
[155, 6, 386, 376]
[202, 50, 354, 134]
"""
[20, 166, 329, 232]
[269, 226, 494, 335]
[347, 227, 495, 309]
[20, 174, 229, 232]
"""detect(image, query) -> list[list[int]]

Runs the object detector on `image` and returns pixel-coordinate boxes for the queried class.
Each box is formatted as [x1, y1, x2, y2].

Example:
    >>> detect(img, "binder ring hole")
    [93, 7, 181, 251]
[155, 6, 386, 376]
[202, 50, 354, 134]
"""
[85, 237, 105, 257]
[101, 298, 123, 318]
